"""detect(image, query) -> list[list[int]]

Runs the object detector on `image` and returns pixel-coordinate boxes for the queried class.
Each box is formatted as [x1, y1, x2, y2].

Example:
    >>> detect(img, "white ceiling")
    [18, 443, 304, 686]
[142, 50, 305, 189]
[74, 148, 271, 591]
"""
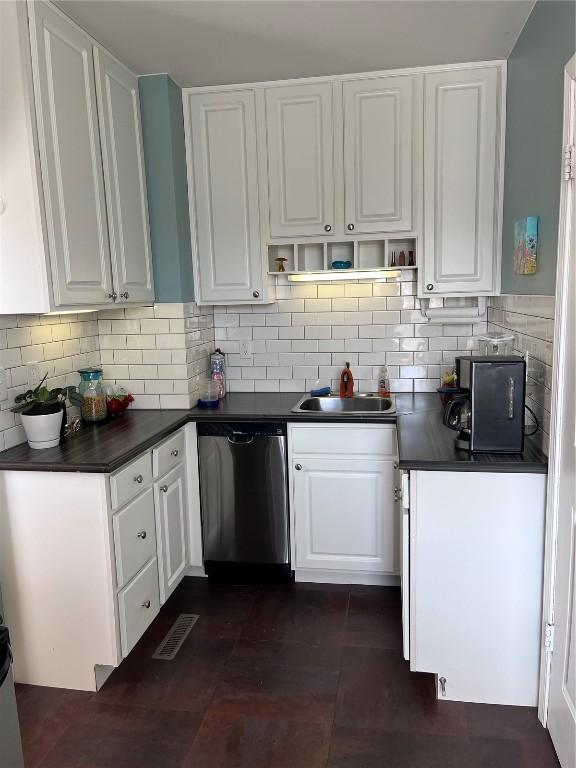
[56, 0, 535, 86]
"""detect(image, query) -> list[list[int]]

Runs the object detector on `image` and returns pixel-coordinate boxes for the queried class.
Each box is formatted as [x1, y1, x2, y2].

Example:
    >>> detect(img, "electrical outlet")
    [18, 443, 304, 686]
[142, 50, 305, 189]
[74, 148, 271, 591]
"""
[27, 362, 49, 390]
[239, 341, 252, 359]
[0, 367, 7, 402]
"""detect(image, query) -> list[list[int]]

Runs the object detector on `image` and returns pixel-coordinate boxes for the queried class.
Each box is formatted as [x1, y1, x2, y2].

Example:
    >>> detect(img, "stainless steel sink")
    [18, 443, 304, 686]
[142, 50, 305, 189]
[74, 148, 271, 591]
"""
[291, 393, 396, 415]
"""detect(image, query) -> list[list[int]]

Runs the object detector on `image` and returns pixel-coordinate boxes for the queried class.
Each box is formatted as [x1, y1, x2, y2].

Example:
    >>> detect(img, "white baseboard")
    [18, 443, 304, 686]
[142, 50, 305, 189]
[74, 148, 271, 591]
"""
[186, 565, 207, 578]
[294, 569, 400, 586]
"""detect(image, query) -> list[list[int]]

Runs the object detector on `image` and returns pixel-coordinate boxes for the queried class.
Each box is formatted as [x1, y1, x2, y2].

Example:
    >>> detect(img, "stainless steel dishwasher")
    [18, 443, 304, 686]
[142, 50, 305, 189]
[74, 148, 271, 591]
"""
[197, 422, 290, 580]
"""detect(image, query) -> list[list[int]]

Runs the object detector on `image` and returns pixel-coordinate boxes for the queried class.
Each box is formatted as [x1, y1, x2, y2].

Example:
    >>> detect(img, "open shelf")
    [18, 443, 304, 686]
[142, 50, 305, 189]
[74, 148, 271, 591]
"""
[357, 240, 386, 269]
[267, 237, 417, 276]
[268, 244, 296, 273]
[327, 242, 354, 270]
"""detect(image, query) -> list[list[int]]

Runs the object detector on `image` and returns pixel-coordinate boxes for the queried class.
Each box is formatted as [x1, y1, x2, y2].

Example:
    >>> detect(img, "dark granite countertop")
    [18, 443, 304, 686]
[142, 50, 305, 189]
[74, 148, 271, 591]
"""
[0, 392, 547, 474]
[394, 394, 548, 473]
[0, 410, 190, 473]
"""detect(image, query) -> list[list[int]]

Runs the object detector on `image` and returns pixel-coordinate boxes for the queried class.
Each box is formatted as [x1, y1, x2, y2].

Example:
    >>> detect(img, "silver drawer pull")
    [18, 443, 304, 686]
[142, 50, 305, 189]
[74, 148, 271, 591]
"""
[294, 464, 302, 471]
[171, 449, 179, 457]
[137, 530, 147, 539]
[134, 474, 144, 484]
[142, 599, 151, 609]
[160, 485, 168, 493]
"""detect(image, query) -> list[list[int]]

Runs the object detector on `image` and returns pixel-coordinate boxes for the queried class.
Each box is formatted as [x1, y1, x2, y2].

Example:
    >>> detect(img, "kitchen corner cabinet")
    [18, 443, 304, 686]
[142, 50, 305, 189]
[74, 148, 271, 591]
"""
[420, 66, 503, 297]
[405, 469, 546, 706]
[0, 425, 200, 691]
[184, 90, 267, 305]
[0, 1, 153, 313]
[343, 74, 419, 234]
[265, 82, 336, 238]
[289, 424, 399, 585]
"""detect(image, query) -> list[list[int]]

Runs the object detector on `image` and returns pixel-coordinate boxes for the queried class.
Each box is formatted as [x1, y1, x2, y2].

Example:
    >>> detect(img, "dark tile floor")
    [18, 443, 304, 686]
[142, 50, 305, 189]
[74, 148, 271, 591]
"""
[16, 577, 559, 768]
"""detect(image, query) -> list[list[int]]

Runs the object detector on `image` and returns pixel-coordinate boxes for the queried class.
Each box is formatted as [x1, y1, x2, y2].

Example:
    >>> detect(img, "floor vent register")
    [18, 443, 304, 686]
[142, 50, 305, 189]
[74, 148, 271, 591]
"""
[152, 614, 199, 660]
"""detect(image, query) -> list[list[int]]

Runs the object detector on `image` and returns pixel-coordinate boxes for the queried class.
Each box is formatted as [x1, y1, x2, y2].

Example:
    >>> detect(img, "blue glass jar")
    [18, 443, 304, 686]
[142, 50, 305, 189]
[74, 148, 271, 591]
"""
[78, 367, 107, 422]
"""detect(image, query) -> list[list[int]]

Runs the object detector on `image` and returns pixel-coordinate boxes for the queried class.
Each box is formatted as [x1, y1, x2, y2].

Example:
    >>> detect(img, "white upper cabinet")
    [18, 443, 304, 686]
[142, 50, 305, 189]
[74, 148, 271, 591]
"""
[185, 90, 264, 304]
[265, 82, 336, 238]
[94, 47, 154, 304]
[343, 75, 418, 234]
[421, 66, 502, 296]
[28, 0, 113, 306]
[0, 1, 154, 313]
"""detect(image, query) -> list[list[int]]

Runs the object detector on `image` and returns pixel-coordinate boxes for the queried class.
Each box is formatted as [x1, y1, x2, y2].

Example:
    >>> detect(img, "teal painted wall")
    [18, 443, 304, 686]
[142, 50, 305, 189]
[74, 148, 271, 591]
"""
[501, 1, 575, 295]
[138, 75, 195, 302]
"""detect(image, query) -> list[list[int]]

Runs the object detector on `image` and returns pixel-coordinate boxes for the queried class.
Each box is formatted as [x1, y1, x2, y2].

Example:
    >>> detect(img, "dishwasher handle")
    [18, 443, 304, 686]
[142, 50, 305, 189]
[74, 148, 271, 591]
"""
[227, 435, 254, 445]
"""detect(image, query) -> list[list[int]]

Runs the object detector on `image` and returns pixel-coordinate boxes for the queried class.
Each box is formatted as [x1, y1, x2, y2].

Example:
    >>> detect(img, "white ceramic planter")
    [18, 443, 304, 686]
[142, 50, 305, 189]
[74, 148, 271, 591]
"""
[21, 410, 63, 449]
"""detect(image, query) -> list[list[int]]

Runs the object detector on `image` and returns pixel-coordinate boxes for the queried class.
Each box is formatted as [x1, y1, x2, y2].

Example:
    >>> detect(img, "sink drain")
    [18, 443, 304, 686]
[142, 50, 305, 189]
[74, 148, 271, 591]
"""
[152, 614, 199, 660]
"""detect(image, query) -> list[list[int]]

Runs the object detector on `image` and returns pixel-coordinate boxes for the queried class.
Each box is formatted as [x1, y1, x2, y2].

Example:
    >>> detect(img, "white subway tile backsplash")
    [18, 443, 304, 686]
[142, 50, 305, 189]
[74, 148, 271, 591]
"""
[265, 313, 292, 326]
[305, 326, 332, 340]
[253, 327, 279, 340]
[332, 298, 359, 312]
[344, 284, 372, 297]
[317, 284, 345, 298]
[292, 340, 318, 352]
[254, 379, 280, 392]
[278, 326, 304, 340]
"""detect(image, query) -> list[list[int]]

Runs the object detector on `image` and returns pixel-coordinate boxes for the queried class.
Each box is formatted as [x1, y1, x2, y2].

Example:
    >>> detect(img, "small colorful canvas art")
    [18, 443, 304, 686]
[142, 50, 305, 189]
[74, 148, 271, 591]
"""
[514, 216, 538, 275]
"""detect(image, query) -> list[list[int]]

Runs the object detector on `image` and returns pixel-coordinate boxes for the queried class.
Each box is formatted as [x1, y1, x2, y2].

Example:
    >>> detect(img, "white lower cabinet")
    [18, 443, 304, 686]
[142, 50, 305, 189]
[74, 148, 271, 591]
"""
[0, 425, 201, 692]
[406, 469, 547, 706]
[154, 463, 188, 603]
[117, 556, 161, 657]
[289, 424, 398, 584]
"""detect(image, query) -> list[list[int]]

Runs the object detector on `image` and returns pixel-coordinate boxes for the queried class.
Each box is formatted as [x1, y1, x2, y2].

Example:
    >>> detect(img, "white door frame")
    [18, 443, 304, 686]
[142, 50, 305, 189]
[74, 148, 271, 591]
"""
[538, 53, 576, 727]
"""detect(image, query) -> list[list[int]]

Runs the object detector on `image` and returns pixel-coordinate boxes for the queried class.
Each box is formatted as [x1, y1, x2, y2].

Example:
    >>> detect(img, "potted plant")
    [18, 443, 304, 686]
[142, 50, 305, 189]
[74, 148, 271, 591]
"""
[11, 375, 84, 450]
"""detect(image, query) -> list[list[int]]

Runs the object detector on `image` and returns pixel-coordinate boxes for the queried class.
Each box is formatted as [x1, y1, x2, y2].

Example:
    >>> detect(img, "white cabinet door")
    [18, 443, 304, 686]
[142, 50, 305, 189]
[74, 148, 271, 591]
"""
[343, 75, 416, 234]
[265, 83, 335, 237]
[422, 67, 501, 296]
[94, 47, 154, 304]
[293, 458, 396, 573]
[154, 464, 188, 603]
[28, 1, 113, 306]
[410, 471, 546, 705]
[400, 471, 410, 661]
[185, 90, 263, 304]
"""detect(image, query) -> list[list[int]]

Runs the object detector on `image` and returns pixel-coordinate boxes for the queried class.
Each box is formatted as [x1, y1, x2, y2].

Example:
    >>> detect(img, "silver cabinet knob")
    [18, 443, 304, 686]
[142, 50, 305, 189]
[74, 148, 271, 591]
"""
[108, 292, 117, 301]
[171, 449, 179, 457]
[137, 530, 147, 539]
[120, 291, 129, 300]
[347, 223, 354, 231]
[160, 484, 168, 493]
[134, 474, 144, 484]
[426, 284, 434, 291]
[252, 290, 260, 298]
[142, 599, 151, 609]
[324, 224, 332, 232]
[295, 464, 302, 471]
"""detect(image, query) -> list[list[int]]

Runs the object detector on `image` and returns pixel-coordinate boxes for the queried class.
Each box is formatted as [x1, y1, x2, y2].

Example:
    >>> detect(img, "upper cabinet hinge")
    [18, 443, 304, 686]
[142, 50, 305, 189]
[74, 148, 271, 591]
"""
[564, 145, 575, 181]
[544, 622, 555, 652]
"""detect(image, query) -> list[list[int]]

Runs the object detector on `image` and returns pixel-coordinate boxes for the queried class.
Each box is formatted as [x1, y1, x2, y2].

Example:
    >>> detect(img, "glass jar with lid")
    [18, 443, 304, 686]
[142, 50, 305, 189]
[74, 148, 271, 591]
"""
[78, 367, 107, 422]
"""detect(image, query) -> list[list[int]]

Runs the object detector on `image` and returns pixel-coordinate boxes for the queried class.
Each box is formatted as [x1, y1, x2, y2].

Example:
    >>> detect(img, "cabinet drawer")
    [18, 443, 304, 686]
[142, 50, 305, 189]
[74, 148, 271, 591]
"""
[117, 557, 160, 657]
[153, 429, 185, 478]
[113, 488, 157, 589]
[110, 452, 153, 510]
[290, 425, 396, 457]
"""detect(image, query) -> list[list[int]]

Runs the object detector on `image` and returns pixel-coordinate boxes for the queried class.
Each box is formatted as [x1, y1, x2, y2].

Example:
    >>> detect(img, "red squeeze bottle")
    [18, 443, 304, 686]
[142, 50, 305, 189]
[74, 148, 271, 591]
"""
[339, 363, 354, 398]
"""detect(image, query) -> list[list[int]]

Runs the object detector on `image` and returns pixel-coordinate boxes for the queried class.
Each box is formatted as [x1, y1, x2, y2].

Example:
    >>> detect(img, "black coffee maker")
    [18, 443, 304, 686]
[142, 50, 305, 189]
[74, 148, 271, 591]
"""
[443, 356, 526, 453]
